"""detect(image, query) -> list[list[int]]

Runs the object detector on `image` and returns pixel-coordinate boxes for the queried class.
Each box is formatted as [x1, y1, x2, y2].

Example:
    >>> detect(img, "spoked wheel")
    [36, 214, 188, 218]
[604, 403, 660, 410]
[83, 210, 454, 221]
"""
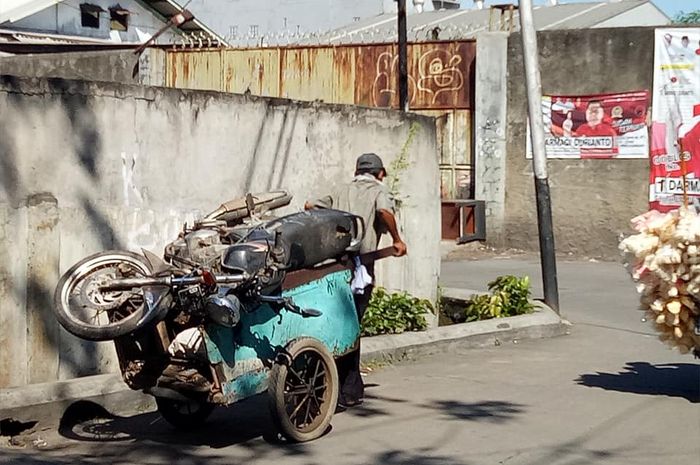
[53, 251, 153, 341]
[155, 397, 215, 431]
[268, 338, 339, 443]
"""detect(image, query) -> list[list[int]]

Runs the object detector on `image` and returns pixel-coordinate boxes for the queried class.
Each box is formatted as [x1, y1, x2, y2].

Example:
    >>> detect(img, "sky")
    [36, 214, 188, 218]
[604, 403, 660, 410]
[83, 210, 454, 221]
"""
[649, 0, 698, 18]
[536, 1, 695, 19]
[462, 1, 698, 19]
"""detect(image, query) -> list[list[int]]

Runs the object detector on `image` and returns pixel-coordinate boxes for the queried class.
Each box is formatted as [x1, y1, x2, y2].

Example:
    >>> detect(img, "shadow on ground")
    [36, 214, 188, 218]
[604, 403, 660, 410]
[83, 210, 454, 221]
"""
[423, 400, 527, 423]
[0, 395, 308, 465]
[0, 392, 475, 465]
[55, 395, 285, 449]
[576, 361, 700, 403]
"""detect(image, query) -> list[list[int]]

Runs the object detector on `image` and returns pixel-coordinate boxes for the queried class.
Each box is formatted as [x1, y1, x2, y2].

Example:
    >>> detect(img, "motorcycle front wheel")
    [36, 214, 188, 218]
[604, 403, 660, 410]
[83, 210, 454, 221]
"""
[155, 396, 215, 430]
[53, 250, 154, 341]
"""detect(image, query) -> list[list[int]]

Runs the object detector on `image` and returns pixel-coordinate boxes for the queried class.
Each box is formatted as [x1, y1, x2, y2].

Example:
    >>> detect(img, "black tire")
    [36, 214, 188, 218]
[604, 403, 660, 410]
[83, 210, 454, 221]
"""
[53, 250, 154, 341]
[268, 337, 339, 443]
[155, 397, 215, 431]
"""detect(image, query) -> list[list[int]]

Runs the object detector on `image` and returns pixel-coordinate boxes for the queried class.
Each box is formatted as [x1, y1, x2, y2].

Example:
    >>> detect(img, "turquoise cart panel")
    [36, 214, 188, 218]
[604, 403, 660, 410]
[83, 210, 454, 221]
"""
[203, 270, 360, 403]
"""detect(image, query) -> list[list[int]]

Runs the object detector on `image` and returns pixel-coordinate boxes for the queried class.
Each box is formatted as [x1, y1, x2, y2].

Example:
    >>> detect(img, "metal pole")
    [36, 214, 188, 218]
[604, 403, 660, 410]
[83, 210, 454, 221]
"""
[397, 0, 409, 112]
[134, 9, 194, 55]
[518, 0, 560, 313]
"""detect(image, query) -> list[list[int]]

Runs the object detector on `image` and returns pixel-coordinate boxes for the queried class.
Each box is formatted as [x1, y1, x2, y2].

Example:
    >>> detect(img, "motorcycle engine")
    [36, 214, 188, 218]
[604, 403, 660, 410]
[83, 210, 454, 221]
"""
[168, 228, 229, 271]
[165, 222, 284, 293]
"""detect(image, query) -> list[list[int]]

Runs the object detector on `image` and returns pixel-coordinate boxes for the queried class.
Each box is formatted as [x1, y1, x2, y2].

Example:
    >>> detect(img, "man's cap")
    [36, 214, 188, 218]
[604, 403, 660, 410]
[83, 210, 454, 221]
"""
[356, 153, 386, 173]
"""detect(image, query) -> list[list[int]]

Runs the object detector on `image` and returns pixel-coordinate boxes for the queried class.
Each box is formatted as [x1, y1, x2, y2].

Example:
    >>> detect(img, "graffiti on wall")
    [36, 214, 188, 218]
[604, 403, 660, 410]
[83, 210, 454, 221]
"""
[372, 51, 416, 107]
[476, 117, 504, 216]
[417, 49, 464, 104]
[364, 42, 473, 110]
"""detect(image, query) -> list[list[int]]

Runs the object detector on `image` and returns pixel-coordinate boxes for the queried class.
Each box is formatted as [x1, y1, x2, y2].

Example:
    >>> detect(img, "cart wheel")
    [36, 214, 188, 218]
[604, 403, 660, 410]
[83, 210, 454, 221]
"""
[155, 397, 214, 431]
[268, 337, 339, 443]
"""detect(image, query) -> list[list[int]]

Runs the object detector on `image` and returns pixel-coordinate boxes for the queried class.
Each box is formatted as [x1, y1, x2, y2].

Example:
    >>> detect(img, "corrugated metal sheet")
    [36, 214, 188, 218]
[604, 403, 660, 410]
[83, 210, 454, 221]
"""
[453, 110, 471, 165]
[332, 47, 356, 104]
[279, 47, 336, 101]
[417, 109, 472, 199]
[167, 49, 224, 91]
[166, 40, 475, 110]
[416, 109, 471, 164]
[221, 49, 280, 96]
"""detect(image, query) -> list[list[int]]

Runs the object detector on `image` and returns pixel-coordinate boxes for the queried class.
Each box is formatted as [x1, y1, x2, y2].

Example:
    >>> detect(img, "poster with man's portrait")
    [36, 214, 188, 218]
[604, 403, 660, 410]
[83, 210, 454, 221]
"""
[650, 28, 700, 212]
[527, 91, 650, 159]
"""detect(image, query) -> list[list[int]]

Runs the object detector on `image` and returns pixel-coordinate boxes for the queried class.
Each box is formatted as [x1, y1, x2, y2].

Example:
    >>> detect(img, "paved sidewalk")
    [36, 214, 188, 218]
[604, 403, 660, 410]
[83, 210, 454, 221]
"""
[441, 254, 645, 333]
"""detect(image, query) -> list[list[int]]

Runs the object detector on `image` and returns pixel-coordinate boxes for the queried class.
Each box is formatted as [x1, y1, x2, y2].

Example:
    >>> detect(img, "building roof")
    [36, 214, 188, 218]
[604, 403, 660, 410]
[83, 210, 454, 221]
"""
[0, 27, 212, 53]
[0, 0, 227, 45]
[0, 27, 122, 44]
[1, 0, 60, 24]
[0, 27, 145, 52]
[284, 0, 669, 46]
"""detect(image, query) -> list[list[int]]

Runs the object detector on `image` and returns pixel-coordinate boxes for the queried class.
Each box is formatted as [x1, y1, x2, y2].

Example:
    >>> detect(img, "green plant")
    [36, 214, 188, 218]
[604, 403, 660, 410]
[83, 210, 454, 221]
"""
[361, 287, 431, 337]
[462, 275, 535, 322]
[674, 10, 700, 24]
[435, 283, 444, 314]
[386, 122, 420, 210]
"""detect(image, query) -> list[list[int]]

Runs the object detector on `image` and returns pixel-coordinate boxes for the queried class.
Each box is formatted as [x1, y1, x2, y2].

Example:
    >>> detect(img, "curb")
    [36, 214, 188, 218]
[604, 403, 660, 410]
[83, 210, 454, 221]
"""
[0, 374, 154, 428]
[361, 287, 569, 363]
[0, 289, 569, 427]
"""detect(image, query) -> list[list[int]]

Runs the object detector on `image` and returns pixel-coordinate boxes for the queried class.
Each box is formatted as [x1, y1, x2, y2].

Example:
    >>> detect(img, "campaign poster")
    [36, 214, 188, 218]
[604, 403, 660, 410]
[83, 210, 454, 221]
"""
[528, 91, 649, 159]
[650, 28, 700, 211]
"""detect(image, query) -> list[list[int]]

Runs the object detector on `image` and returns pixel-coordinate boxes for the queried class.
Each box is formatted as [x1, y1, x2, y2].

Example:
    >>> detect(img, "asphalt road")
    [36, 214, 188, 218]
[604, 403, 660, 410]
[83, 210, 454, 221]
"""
[1, 257, 698, 465]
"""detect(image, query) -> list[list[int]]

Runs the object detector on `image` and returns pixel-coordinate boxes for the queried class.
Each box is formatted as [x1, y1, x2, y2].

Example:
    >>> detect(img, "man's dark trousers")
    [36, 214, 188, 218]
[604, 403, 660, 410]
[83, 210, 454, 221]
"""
[337, 284, 373, 404]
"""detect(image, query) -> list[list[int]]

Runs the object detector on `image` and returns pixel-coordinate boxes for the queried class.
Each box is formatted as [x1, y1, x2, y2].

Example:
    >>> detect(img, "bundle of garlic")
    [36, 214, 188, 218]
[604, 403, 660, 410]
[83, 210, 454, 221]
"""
[619, 208, 700, 355]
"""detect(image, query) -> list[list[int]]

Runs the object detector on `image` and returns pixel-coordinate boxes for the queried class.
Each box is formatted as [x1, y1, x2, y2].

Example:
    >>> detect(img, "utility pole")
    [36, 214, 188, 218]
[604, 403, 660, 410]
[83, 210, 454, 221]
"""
[397, 0, 409, 112]
[518, 0, 560, 313]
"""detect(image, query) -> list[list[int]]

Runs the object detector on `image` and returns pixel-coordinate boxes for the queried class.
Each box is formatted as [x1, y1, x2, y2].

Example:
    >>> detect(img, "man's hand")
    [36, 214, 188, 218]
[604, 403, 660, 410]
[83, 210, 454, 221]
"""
[393, 240, 407, 257]
[378, 209, 407, 257]
[304, 201, 314, 211]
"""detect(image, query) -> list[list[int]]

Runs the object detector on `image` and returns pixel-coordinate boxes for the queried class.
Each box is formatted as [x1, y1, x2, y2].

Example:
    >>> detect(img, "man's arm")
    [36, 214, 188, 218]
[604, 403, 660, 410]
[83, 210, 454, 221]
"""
[378, 209, 407, 257]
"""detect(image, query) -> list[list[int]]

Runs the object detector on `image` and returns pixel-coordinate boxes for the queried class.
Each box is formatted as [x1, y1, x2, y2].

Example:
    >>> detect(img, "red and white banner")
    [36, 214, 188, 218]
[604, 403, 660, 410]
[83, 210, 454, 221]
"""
[650, 28, 700, 211]
[528, 91, 649, 159]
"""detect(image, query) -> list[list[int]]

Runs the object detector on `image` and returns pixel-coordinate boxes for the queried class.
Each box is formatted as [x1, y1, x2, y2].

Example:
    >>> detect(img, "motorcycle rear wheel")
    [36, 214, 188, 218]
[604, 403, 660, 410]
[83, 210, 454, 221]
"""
[53, 250, 154, 341]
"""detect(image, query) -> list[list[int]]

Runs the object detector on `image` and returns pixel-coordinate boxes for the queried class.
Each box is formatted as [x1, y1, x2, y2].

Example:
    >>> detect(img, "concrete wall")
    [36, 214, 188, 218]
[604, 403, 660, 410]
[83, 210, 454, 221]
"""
[3, 0, 179, 43]
[503, 27, 653, 258]
[0, 75, 440, 389]
[0, 49, 165, 87]
[474, 32, 508, 244]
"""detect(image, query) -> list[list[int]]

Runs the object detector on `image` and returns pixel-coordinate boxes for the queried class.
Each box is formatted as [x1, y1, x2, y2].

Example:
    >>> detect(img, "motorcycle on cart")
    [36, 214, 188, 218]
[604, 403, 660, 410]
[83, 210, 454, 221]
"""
[53, 191, 387, 442]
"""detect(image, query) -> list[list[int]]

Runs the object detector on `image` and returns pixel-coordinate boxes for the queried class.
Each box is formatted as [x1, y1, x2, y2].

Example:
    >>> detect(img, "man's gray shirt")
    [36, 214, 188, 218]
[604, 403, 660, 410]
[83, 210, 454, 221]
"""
[314, 174, 393, 254]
